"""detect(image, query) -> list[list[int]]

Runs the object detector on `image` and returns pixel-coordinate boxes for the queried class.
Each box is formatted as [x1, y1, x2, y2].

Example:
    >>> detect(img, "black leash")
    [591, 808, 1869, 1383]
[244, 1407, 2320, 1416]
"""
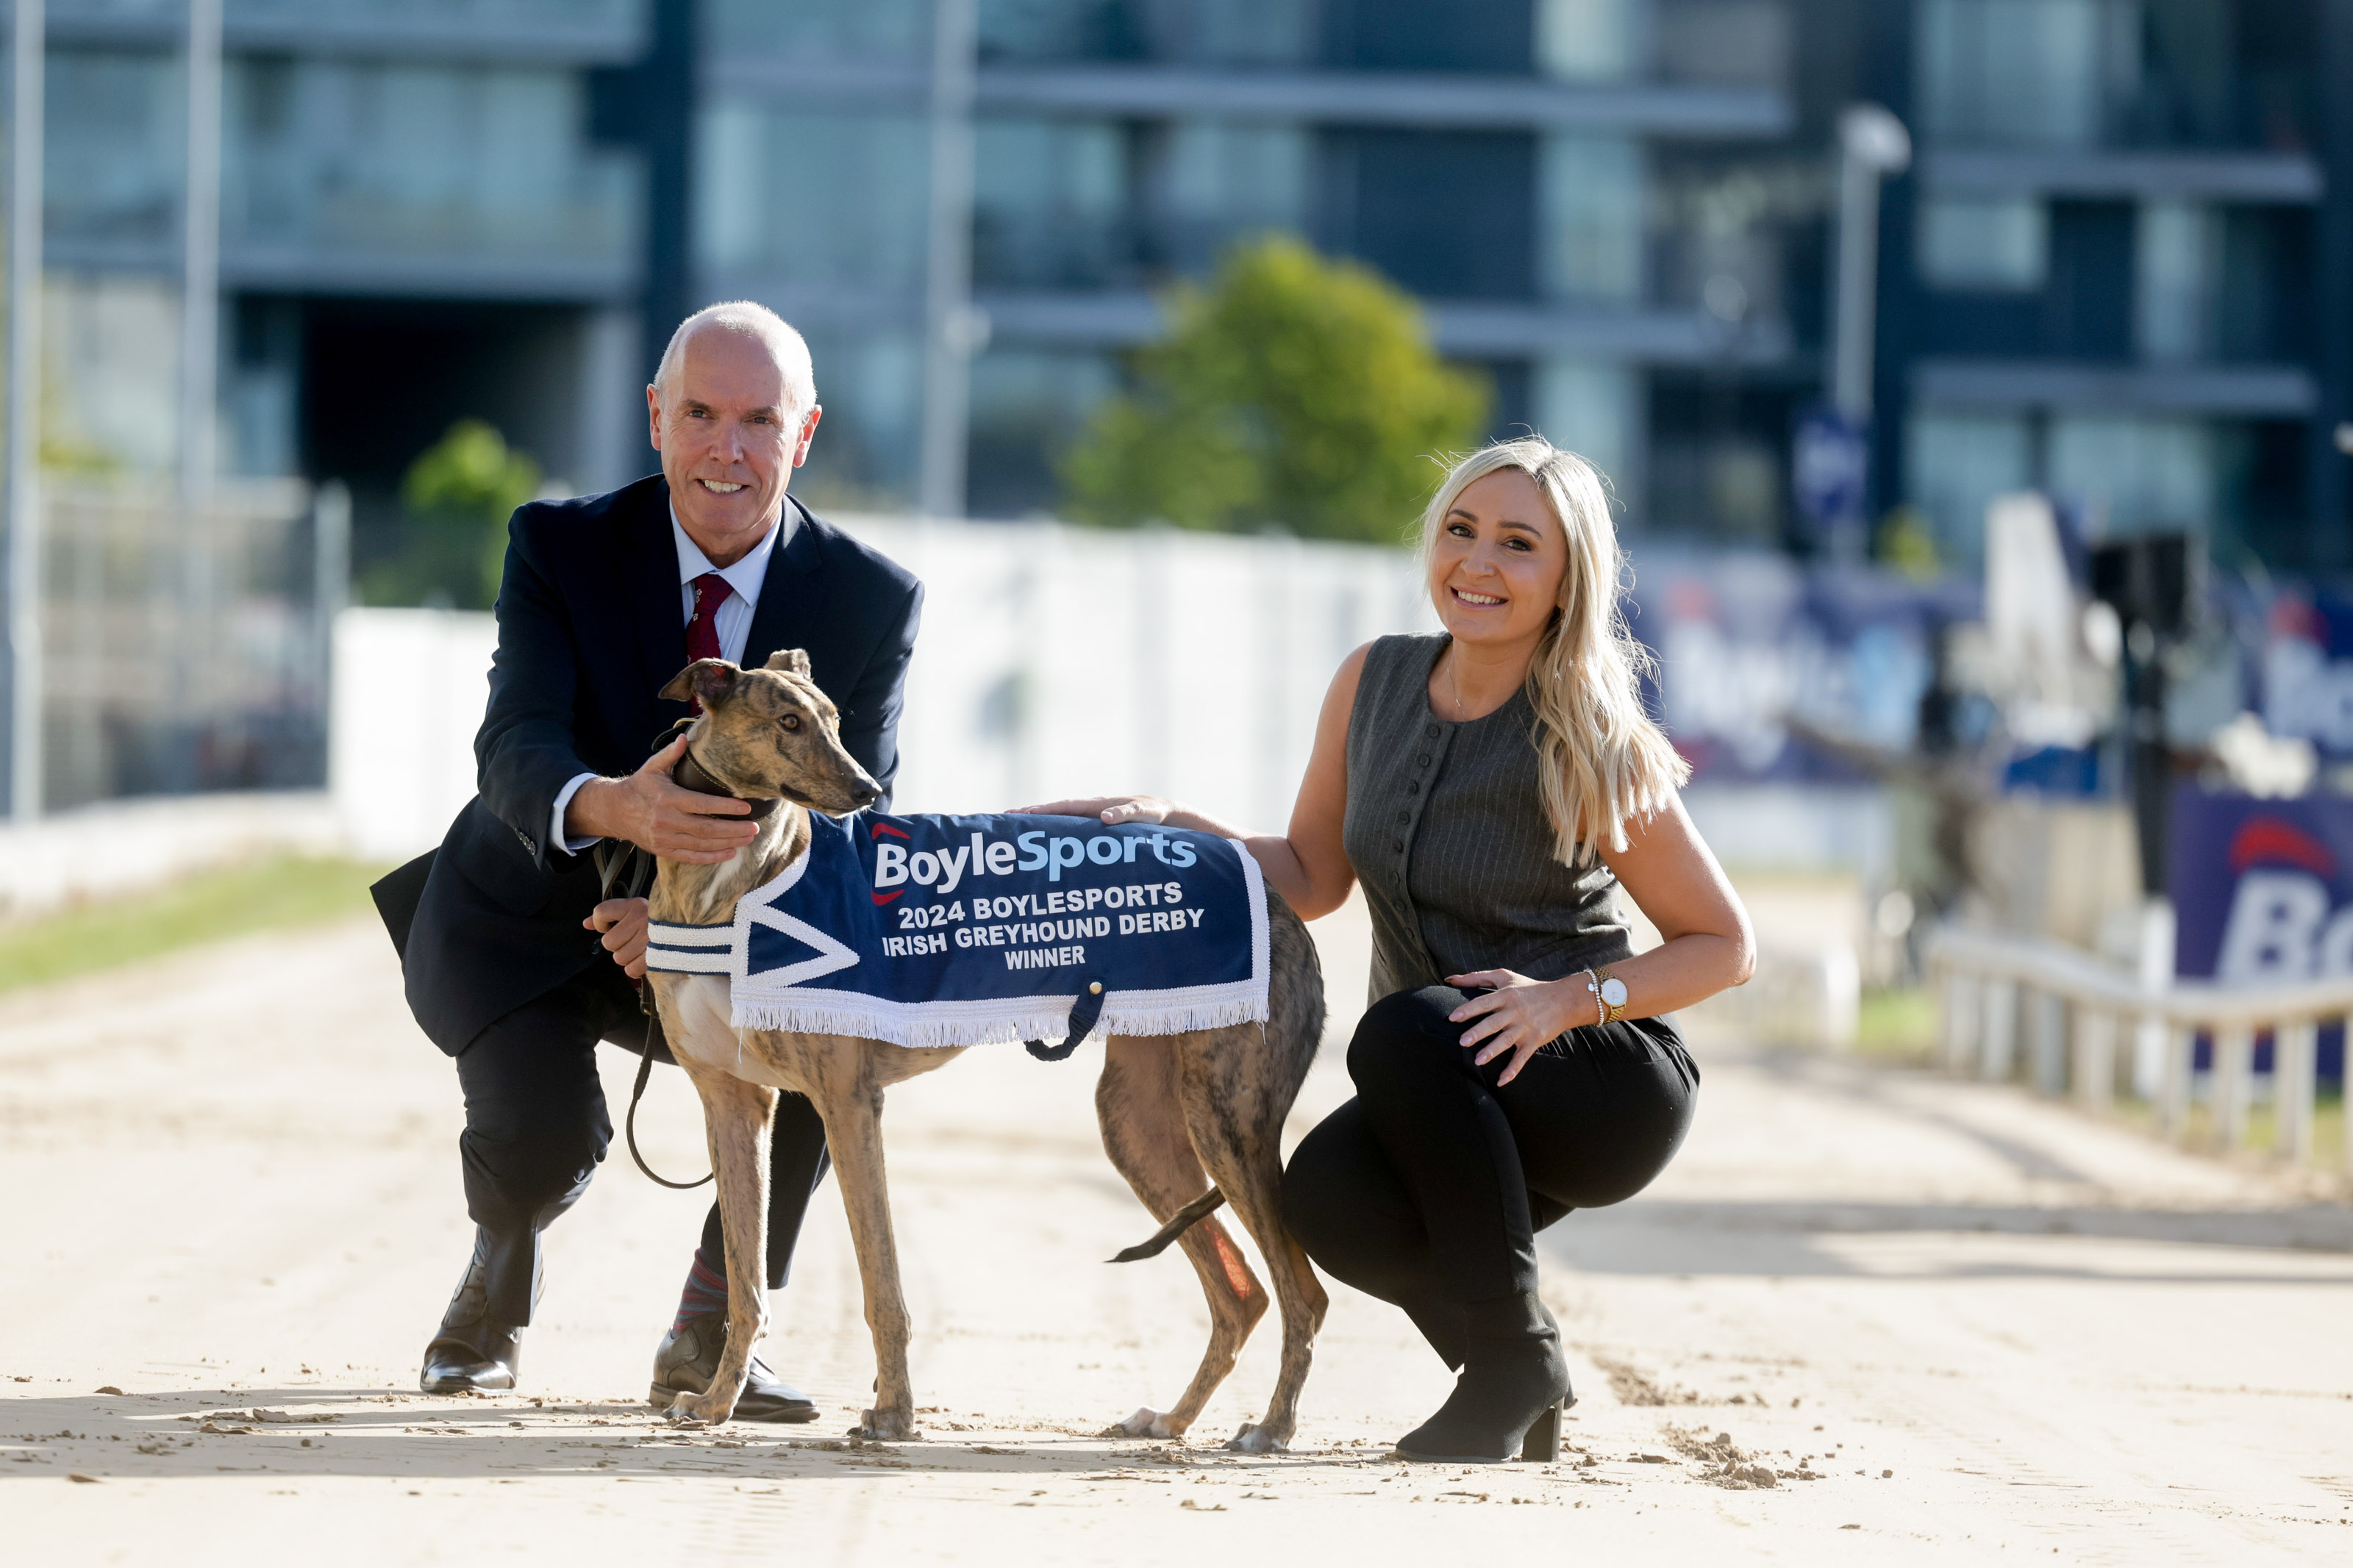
[591, 729, 753, 1193]
[624, 1006, 712, 1191]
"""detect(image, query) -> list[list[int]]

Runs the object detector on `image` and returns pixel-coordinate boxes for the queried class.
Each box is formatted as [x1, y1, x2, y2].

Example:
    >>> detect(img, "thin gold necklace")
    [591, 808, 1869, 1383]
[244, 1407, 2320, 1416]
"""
[1444, 649, 1466, 720]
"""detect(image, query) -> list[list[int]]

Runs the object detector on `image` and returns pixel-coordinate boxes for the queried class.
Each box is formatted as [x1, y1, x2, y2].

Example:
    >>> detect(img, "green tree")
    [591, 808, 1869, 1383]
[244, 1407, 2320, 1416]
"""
[1059, 237, 1489, 542]
[361, 420, 541, 609]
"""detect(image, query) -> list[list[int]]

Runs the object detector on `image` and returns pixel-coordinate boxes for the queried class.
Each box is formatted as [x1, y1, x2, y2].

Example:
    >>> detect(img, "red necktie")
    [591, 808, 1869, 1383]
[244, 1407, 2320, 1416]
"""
[685, 572, 732, 710]
[686, 572, 732, 664]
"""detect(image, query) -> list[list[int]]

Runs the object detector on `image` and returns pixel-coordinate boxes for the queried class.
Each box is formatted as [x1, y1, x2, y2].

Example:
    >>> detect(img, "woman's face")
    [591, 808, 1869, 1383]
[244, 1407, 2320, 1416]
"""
[1427, 468, 1568, 651]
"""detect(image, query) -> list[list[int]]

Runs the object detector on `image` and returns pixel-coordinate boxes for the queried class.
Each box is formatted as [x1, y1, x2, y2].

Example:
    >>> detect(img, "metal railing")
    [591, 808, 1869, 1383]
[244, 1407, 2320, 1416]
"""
[1927, 926, 2352, 1171]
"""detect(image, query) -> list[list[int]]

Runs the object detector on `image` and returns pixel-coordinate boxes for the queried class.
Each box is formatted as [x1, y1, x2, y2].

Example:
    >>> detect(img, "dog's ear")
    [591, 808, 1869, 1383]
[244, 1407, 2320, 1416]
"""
[763, 648, 813, 679]
[660, 658, 740, 707]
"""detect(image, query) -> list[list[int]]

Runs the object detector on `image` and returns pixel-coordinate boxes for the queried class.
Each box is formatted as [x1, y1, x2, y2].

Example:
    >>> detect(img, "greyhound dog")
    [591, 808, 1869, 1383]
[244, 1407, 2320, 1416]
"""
[642, 651, 1329, 1450]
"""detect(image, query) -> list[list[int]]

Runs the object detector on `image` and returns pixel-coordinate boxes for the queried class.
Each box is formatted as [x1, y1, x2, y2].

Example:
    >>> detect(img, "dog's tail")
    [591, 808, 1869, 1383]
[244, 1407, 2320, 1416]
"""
[1107, 1188, 1227, 1264]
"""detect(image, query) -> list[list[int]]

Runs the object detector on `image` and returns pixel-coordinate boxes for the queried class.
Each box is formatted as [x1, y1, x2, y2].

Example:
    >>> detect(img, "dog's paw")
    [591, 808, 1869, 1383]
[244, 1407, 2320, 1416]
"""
[858, 1408, 919, 1442]
[667, 1394, 732, 1428]
[1110, 1407, 1185, 1440]
[1223, 1422, 1288, 1454]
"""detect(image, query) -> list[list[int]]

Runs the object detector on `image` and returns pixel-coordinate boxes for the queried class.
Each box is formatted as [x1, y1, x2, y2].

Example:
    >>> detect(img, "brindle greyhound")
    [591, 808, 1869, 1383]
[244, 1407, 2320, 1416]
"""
[643, 651, 1328, 1450]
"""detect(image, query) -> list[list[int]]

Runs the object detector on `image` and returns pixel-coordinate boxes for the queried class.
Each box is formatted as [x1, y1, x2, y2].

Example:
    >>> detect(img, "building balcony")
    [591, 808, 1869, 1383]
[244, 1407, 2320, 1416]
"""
[1919, 148, 2324, 207]
[705, 60, 1791, 140]
[713, 276, 1794, 370]
[48, 0, 649, 64]
[1911, 358, 2317, 420]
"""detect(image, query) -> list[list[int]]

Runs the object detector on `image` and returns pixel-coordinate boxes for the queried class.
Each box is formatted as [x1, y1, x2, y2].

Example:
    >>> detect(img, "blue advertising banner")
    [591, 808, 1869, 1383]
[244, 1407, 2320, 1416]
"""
[2170, 785, 2353, 1079]
[1626, 552, 1977, 784]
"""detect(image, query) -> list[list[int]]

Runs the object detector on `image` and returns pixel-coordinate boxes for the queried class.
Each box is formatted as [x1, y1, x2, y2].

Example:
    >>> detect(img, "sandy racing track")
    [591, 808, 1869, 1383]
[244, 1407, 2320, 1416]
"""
[4, 906, 2352, 1564]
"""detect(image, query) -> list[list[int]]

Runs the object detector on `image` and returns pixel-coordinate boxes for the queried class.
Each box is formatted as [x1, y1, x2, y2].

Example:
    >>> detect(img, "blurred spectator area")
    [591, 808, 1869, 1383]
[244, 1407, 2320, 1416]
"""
[35, 479, 340, 812]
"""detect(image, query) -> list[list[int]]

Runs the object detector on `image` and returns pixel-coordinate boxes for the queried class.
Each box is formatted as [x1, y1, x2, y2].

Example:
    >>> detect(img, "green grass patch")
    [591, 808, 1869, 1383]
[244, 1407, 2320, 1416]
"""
[2110, 1089, 2346, 1170]
[0, 854, 391, 995]
[1857, 985, 1939, 1064]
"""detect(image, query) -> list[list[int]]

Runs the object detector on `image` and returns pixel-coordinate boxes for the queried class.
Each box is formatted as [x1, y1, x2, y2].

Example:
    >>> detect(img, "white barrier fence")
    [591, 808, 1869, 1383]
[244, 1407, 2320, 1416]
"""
[1929, 925, 2352, 1170]
[330, 516, 1432, 862]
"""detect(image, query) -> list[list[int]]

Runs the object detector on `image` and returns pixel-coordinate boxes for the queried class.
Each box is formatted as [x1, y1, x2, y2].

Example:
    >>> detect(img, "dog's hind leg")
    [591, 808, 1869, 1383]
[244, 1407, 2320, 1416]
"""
[1177, 1029, 1327, 1453]
[1178, 899, 1329, 1453]
[1096, 1035, 1269, 1441]
[668, 1066, 777, 1425]
[809, 1059, 921, 1442]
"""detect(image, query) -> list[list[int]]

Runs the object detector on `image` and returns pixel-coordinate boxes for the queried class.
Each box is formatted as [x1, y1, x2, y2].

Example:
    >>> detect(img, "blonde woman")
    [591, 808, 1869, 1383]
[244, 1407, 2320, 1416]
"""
[1029, 437, 1752, 1462]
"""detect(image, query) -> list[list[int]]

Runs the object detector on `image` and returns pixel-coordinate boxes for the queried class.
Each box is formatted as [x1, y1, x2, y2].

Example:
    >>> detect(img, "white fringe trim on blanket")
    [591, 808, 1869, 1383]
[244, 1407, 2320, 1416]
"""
[729, 981, 1269, 1049]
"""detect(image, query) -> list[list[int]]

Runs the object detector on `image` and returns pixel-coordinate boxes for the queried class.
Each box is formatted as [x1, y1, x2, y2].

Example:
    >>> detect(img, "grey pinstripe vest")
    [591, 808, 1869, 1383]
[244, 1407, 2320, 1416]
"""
[1343, 633, 1632, 1005]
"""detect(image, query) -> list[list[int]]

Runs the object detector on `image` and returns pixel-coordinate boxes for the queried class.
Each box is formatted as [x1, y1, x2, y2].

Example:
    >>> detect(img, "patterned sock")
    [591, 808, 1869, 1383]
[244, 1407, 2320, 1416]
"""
[670, 1247, 729, 1334]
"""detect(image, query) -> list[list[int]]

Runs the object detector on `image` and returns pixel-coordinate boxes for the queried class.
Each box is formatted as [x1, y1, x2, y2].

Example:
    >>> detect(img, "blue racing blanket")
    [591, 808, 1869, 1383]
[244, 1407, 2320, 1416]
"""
[646, 812, 1271, 1049]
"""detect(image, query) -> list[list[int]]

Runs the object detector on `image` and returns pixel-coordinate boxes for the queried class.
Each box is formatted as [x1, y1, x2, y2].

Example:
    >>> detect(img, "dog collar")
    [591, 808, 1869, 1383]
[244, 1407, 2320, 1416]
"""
[672, 745, 781, 820]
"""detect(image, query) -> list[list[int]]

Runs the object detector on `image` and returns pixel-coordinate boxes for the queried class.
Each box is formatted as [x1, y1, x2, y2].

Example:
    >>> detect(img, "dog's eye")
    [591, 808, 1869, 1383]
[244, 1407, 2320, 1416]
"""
[779, 713, 801, 732]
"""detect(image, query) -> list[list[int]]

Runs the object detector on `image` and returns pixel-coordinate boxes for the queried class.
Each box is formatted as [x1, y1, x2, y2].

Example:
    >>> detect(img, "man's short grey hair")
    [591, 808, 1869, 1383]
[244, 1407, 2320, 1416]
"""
[652, 301, 818, 417]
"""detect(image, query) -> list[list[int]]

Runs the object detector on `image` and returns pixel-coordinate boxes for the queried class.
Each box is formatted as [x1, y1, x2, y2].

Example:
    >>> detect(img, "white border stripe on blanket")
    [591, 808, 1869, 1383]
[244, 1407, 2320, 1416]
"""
[647, 919, 734, 973]
[726, 831, 1273, 1048]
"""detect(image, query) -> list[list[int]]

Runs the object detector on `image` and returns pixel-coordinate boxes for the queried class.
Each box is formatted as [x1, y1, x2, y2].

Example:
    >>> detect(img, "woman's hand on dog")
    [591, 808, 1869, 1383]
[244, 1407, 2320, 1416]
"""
[1444, 969, 1596, 1086]
[1014, 794, 1176, 826]
[585, 897, 651, 979]
[568, 735, 759, 864]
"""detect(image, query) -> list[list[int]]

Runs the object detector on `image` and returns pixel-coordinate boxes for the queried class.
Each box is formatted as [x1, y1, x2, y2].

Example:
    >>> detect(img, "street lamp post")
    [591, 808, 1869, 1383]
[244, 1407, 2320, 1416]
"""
[918, 0, 979, 520]
[6, 0, 41, 822]
[1831, 103, 1911, 423]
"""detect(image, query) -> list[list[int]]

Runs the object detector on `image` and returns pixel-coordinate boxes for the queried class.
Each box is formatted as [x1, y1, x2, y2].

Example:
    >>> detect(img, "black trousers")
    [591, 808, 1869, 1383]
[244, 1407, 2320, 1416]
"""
[452, 962, 832, 1325]
[1282, 986, 1696, 1364]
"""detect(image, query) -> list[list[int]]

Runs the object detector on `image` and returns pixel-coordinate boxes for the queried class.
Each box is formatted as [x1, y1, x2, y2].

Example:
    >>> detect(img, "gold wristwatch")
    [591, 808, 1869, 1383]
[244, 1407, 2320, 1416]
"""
[1587, 964, 1629, 1025]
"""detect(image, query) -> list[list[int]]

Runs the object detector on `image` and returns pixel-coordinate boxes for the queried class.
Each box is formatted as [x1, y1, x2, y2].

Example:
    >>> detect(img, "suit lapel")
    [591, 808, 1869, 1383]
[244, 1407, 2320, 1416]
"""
[624, 482, 689, 742]
[741, 495, 821, 672]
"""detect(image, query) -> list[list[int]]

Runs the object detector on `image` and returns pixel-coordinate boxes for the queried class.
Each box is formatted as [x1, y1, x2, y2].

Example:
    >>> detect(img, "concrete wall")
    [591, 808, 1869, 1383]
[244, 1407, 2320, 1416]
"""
[327, 518, 1434, 860]
[0, 791, 343, 922]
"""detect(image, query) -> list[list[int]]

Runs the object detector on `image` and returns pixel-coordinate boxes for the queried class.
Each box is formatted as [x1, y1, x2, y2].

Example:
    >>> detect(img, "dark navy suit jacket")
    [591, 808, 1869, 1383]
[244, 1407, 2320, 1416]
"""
[396, 473, 923, 1056]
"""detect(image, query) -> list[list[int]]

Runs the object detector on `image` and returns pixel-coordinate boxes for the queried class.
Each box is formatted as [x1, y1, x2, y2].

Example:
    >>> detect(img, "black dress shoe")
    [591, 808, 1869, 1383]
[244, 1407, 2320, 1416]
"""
[419, 1228, 528, 1395]
[649, 1314, 819, 1423]
[421, 1323, 521, 1393]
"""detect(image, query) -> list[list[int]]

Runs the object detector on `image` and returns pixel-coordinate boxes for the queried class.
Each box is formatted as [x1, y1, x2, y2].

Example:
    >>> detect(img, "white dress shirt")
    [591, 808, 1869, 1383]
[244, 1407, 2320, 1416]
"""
[548, 504, 794, 856]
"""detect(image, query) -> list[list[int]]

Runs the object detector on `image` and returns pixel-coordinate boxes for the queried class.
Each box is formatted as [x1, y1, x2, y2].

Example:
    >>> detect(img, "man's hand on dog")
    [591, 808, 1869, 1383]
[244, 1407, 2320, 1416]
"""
[585, 898, 651, 979]
[568, 734, 758, 864]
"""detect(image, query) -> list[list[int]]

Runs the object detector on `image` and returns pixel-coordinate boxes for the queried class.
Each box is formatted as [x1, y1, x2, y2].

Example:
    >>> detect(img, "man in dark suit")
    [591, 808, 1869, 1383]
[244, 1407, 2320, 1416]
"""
[386, 301, 921, 1418]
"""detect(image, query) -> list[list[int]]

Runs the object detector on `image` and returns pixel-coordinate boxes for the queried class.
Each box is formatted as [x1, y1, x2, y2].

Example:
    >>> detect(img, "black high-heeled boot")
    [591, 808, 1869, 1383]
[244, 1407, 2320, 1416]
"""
[1394, 1291, 1574, 1463]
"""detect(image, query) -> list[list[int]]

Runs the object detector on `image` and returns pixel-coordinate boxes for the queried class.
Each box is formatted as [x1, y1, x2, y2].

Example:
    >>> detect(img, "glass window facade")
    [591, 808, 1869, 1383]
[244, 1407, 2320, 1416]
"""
[46, 51, 181, 250]
[1917, 196, 2047, 292]
[1538, 0, 1641, 82]
[1537, 356, 1640, 501]
[229, 0, 646, 29]
[977, 0, 1314, 64]
[41, 273, 183, 479]
[966, 348, 1118, 518]
[793, 327, 928, 509]
[972, 117, 1133, 290]
[1916, 0, 2132, 149]
[1162, 121, 1310, 272]
[1540, 133, 1645, 302]
[696, 104, 931, 290]
[2049, 413, 2215, 534]
[2135, 199, 2219, 364]
[1654, 1, 1792, 91]
[223, 57, 640, 270]
[707, 0, 932, 62]
[1906, 412, 2032, 563]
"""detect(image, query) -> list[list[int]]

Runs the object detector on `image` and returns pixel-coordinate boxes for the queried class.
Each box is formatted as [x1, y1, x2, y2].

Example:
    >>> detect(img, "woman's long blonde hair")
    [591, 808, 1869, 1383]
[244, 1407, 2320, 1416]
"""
[1415, 437, 1689, 865]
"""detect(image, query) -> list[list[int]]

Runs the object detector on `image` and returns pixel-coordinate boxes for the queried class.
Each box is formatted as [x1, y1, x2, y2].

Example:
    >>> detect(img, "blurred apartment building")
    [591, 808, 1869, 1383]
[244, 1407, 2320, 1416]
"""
[31, 0, 665, 535]
[25, 0, 2353, 573]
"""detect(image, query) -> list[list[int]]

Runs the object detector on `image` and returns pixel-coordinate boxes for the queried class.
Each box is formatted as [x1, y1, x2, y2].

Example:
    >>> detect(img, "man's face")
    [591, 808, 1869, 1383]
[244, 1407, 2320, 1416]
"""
[646, 326, 822, 568]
